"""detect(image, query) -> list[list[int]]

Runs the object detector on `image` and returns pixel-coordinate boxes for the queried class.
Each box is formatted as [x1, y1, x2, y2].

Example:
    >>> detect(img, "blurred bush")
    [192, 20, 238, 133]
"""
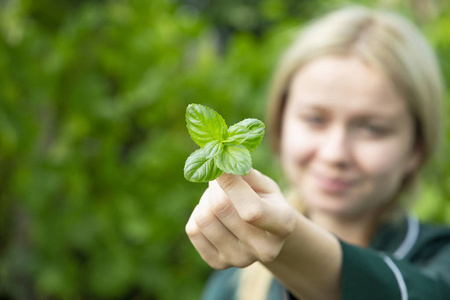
[0, 0, 448, 299]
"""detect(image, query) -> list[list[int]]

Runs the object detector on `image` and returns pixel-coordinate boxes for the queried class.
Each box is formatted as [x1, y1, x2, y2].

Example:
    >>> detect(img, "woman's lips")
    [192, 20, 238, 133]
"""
[313, 173, 356, 193]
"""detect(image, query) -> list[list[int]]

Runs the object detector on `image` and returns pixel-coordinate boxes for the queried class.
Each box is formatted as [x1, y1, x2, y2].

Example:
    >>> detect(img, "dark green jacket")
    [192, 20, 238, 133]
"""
[202, 214, 450, 300]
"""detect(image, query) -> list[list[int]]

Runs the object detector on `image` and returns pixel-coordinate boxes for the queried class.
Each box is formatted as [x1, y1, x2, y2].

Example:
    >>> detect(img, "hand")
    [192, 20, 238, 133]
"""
[185, 169, 296, 269]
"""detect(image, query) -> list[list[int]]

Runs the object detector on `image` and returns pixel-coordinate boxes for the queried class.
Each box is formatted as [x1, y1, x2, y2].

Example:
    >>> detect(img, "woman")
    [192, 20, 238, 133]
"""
[186, 5, 450, 300]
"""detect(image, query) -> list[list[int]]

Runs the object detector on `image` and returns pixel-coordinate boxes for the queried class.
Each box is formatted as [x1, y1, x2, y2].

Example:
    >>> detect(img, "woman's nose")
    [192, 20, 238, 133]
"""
[317, 127, 352, 168]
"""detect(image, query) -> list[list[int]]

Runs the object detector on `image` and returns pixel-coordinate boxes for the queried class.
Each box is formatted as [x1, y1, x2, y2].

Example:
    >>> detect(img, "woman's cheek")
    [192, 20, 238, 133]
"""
[280, 124, 317, 182]
[280, 125, 299, 183]
[355, 141, 410, 176]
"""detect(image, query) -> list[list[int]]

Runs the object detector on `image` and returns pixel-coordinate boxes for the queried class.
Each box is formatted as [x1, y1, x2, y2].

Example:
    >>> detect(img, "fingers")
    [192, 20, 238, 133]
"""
[186, 189, 255, 269]
[185, 207, 221, 267]
[242, 168, 280, 194]
[186, 170, 296, 268]
[216, 172, 265, 224]
[208, 180, 286, 263]
[215, 172, 295, 237]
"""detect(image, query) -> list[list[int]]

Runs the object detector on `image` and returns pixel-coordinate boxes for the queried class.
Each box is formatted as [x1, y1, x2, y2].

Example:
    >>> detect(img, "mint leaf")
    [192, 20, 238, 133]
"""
[184, 104, 265, 183]
[215, 145, 251, 175]
[186, 104, 227, 147]
[203, 140, 224, 159]
[184, 148, 223, 182]
[226, 118, 265, 151]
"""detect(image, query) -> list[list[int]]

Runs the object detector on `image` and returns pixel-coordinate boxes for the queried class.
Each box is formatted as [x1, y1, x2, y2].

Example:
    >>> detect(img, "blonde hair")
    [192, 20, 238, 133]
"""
[239, 5, 444, 300]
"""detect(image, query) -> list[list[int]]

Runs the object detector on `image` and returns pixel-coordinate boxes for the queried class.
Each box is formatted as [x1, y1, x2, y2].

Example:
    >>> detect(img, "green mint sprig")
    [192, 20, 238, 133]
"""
[184, 104, 265, 183]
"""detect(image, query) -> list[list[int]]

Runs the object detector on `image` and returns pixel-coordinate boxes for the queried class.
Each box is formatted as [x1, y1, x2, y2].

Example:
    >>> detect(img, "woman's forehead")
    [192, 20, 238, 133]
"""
[287, 56, 409, 116]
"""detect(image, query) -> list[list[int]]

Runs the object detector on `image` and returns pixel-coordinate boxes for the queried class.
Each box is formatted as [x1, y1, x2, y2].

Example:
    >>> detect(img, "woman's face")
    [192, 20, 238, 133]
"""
[280, 56, 419, 219]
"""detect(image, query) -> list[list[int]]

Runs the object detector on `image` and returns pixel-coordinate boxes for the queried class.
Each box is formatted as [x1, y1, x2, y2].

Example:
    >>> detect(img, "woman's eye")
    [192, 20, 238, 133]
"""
[359, 123, 389, 136]
[303, 115, 325, 126]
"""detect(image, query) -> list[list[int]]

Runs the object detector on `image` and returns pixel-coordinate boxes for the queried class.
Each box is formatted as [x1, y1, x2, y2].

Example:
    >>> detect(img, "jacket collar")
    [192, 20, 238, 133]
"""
[370, 212, 420, 259]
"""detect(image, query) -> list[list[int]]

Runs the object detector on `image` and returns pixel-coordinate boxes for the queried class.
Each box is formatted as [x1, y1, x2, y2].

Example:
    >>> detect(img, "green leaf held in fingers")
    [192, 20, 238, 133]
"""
[203, 140, 224, 159]
[186, 104, 227, 147]
[226, 118, 265, 151]
[184, 148, 223, 182]
[215, 145, 251, 175]
[184, 103, 265, 183]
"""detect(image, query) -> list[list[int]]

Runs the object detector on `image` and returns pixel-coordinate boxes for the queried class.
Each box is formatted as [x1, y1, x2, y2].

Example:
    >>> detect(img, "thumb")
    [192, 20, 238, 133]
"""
[215, 170, 293, 236]
[216, 169, 279, 196]
[215, 172, 261, 219]
[215, 172, 250, 197]
[242, 169, 280, 194]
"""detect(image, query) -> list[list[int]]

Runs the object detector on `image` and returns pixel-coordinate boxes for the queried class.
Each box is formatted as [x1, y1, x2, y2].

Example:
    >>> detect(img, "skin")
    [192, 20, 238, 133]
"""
[281, 56, 419, 246]
[186, 56, 420, 300]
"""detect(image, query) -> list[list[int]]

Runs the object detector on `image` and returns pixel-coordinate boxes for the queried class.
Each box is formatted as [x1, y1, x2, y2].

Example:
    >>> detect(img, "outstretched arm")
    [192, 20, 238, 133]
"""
[185, 169, 342, 300]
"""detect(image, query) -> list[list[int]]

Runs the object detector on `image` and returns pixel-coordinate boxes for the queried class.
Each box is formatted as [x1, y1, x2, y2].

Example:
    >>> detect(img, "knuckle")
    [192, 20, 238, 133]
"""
[218, 174, 235, 193]
[248, 238, 280, 264]
[209, 256, 230, 270]
[255, 247, 279, 264]
[185, 222, 201, 238]
[279, 210, 296, 238]
[193, 207, 215, 230]
[241, 203, 263, 224]
[223, 249, 255, 268]
[211, 196, 234, 218]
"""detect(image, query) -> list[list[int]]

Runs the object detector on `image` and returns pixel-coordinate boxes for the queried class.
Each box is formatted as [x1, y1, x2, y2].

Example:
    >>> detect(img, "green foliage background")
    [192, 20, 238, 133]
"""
[0, 0, 449, 299]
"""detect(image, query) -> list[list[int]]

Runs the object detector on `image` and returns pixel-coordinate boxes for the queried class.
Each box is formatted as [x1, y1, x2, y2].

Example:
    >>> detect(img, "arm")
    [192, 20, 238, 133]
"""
[186, 169, 342, 300]
[186, 169, 450, 299]
[264, 211, 342, 300]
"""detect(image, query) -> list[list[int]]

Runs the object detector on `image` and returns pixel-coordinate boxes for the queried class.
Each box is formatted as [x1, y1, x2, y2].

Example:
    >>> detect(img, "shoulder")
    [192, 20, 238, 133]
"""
[409, 221, 450, 282]
[339, 219, 450, 300]
[409, 220, 450, 261]
[382, 215, 450, 286]
[372, 213, 450, 260]
[417, 221, 450, 242]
